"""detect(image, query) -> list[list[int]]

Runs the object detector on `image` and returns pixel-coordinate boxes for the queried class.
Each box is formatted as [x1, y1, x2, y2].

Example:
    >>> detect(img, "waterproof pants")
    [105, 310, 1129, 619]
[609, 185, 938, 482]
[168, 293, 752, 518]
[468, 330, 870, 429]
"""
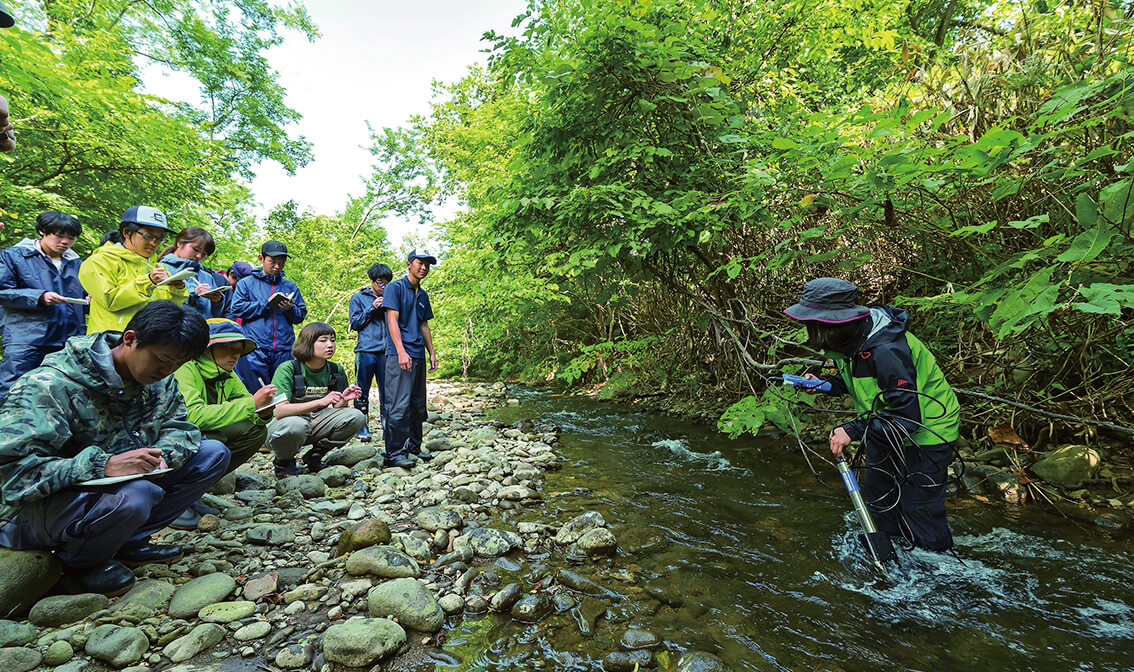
[861, 439, 954, 552]
[0, 343, 60, 403]
[235, 348, 291, 393]
[204, 420, 267, 475]
[0, 441, 229, 569]
[384, 356, 426, 460]
[266, 407, 366, 462]
[355, 351, 387, 444]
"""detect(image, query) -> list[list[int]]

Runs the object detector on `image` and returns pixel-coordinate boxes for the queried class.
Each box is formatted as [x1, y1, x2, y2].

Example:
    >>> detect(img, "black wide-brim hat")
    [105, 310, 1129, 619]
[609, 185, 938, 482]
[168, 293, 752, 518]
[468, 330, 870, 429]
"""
[784, 277, 871, 323]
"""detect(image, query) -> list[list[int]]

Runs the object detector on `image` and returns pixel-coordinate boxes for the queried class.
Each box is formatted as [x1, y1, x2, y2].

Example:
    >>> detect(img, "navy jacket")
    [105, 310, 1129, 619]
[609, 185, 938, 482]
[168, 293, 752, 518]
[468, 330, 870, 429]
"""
[0, 239, 86, 347]
[349, 288, 386, 353]
[227, 270, 307, 352]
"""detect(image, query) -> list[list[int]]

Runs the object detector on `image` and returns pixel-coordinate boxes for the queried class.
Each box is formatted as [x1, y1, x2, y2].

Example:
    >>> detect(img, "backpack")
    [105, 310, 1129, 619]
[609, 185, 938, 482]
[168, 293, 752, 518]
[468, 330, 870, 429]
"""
[293, 361, 347, 398]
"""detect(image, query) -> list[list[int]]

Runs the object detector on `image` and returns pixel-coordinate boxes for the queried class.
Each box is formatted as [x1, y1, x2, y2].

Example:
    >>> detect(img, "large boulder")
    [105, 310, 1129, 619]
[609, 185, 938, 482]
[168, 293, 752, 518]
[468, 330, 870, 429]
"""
[1031, 445, 1101, 488]
[0, 549, 60, 617]
[29, 593, 110, 627]
[322, 618, 405, 667]
[84, 624, 149, 668]
[367, 578, 444, 633]
[345, 546, 420, 578]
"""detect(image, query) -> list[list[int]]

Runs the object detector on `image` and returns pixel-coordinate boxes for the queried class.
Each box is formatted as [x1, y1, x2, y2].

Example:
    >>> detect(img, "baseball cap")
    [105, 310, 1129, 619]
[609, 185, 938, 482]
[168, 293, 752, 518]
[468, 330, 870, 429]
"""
[121, 205, 177, 235]
[228, 261, 254, 280]
[407, 248, 438, 265]
[260, 241, 289, 257]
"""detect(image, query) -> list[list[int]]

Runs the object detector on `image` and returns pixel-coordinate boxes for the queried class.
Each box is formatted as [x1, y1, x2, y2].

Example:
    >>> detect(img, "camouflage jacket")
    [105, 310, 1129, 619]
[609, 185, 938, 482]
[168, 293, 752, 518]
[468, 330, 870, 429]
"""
[0, 332, 201, 526]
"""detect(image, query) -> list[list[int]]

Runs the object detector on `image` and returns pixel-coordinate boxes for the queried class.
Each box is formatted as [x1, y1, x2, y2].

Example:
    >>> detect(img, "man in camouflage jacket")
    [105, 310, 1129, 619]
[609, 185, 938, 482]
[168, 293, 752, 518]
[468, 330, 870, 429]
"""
[0, 301, 229, 596]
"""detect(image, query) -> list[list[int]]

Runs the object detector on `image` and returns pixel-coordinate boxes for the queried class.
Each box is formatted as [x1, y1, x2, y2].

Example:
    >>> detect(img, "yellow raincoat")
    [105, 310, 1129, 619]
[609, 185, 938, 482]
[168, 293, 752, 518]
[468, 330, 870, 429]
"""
[79, 242, 188, 333]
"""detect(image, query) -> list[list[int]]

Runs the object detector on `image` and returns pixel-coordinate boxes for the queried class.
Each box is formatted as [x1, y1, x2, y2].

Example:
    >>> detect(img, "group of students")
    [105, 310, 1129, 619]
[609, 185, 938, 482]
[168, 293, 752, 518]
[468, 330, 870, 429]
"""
[0, 207, 441, 596]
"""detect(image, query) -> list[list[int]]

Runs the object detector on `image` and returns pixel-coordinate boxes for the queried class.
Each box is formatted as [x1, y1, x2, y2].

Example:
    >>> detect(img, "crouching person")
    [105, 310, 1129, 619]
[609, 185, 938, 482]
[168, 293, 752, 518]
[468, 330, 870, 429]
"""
[0, 301, 229, 596]
[171, 318, 276, 527]
[267, 322, 365, 479]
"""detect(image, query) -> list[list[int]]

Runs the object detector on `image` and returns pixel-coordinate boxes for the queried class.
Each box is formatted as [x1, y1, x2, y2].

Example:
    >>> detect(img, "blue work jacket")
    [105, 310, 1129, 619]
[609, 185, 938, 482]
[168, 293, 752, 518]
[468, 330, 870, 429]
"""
[227, 270, 307, 352]
[0, 239, 86, 347]
[159, 253, 227, 319]
[349, 288, 386, 353]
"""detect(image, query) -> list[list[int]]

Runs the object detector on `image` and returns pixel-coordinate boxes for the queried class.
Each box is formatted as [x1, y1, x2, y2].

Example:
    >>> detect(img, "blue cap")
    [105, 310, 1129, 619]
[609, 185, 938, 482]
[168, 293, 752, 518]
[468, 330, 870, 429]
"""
[407, 248, 437, 265]
[206, 318, 256, 355]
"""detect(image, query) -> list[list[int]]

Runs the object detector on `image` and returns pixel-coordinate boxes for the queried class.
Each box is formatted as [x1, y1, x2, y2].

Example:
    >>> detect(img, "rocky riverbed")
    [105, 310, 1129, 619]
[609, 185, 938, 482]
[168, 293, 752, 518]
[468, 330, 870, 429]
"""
[0, 382, 727, 672]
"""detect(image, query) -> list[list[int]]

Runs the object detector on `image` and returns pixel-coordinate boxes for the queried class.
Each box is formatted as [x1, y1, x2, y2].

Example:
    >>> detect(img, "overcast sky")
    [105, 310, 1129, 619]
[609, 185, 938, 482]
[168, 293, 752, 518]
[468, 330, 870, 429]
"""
[145, 0, 528, 245]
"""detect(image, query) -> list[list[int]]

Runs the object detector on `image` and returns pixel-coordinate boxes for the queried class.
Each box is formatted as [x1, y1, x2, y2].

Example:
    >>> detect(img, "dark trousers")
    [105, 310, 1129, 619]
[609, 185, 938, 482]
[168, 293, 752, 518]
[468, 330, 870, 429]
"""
[861, 440, 954, 552]
[355, 351, 387, 443]
[236, 348, 291, 393]
[0, 343, 60, 403]
[0, 441, 229, 569]
[205, 420, 267, 475]
[383, 355, 426, 459]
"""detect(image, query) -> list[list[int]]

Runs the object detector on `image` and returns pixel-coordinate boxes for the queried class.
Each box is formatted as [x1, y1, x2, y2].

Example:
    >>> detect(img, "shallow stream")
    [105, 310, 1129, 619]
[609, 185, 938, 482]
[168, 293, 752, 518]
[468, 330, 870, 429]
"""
[435, 387, 1134, 671]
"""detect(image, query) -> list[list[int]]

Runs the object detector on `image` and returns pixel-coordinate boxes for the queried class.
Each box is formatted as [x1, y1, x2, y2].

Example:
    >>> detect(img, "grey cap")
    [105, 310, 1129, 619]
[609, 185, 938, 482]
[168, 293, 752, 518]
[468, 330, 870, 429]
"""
[121, 205, 177, 234]
[407, 248, 437, 265]
[784, 278, 870, 323]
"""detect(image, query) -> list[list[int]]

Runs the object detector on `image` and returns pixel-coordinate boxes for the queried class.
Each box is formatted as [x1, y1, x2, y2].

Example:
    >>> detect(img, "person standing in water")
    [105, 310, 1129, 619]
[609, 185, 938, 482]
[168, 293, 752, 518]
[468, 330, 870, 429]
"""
[784, 277, 959, 552]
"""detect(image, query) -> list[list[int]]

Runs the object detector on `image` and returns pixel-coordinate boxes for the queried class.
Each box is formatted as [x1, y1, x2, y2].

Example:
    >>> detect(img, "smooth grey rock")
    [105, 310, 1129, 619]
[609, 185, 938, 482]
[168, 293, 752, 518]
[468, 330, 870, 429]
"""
[468, 427, 497, 445]
[416, 507, 464, 531]
[498, 485, 536, 500]
[367, 578, 444, 632]
[310, 500, 352, 516]
[424, 436, 452, 452]
[0, 549, 60, 617]
[557, 570, 607, 596]
[168, 573, 237, 618]
[113, 579, 176, 617]
[162, 623, 225, 663]
[29, 592, 110, 627]
[209, 471, 237, 495]
[398, 534, 432, 563]
[275, 641, 313, 669]
[464, 595, 488, 613]
[0, 646, 41, 672]
[490, 583, 522, 612]
[577, 527, 618, 555]
[84, 623, 149, 667]
[345, 546, 420, 578]
[621, 628, 660, 650]
[553, 594, 576, 611]
[318, 465, 353, 487]
[235, 471, 272, 491]
[234, 620, 271, 641]
[199, 600, 256, 623]
[556, 511, 606, 544]
[322, 618, 406, 667]
[438, 594, 464, 614]
[1031, 445, 1101, 488]
[242, 572, 278, 601]
[283, 584, 327, 604]
[246, 523, 294, 545]
[0, 620, 37, 647]
[511, 593, 553, 622]
[325, 444, 377, 468]
[275, 474, 326, 499]
[234, 489, 274, 504]
[604, 650, 654, 671]
[675, 651, 729, 672]
[459, 528, 521, 557]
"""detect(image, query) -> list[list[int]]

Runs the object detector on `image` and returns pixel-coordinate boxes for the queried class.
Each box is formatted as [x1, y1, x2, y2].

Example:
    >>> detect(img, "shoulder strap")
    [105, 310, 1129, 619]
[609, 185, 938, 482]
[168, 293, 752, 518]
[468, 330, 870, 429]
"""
[330, 362, 347, 392]
[292, 363, 306, 398]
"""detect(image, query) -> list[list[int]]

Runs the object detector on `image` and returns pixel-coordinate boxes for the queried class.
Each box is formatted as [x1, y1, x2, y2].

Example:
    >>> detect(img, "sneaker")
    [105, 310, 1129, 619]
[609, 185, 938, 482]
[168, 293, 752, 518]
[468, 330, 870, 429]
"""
[301, 449, 325, 474]
[356, 425, 372, 443]
[274, 459, 300, 479]
[190, 499, 219, 516]
[412, 450, 435, 462]
[383, 456, 415, 469]
[169, 507, 201, 530]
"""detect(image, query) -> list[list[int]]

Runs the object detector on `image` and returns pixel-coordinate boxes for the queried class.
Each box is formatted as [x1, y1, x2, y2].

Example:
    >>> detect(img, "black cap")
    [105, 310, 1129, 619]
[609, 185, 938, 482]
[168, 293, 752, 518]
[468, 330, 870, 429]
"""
[784, 278, 871, 324]
[260, 241, 289, 258]
[0, 2, 14, 28]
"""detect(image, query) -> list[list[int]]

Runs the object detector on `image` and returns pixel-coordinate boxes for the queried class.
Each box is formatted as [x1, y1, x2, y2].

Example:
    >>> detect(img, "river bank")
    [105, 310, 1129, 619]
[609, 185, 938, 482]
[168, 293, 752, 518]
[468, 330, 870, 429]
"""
[0, 382, 724, 672]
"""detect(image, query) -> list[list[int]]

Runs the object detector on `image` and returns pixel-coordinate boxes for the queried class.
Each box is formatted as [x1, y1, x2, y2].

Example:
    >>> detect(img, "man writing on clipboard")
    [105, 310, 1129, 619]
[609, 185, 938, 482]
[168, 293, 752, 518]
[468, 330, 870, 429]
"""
[0, 302, 229, 596]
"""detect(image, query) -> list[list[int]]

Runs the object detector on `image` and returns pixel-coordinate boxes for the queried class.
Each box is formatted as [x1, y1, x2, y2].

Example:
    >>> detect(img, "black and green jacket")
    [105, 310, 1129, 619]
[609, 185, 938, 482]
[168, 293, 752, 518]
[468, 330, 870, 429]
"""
[821, 306, 960, 446]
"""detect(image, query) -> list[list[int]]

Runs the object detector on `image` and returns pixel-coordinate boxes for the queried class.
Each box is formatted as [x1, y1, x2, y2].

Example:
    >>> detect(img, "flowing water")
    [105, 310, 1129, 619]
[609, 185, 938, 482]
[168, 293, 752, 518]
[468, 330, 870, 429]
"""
[432, 388, 1134, 671]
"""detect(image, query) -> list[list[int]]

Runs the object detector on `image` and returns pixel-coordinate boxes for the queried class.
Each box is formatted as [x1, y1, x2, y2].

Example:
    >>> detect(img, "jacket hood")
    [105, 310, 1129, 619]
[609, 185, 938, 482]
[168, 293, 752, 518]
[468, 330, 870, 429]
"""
[98, 241, 154, 264]
[51, 332, 129, 392]
[192, 353, 234, 381]
[252, 268, 285, 283]
[860, 305, 909, 349]
[15, 237, 80, 262]
[160, 253, 203, 273]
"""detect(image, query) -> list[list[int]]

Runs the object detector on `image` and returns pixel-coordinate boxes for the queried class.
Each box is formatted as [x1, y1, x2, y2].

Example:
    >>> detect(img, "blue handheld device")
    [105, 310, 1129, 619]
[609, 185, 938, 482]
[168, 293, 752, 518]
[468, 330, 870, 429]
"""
[781, 374, 832, 393]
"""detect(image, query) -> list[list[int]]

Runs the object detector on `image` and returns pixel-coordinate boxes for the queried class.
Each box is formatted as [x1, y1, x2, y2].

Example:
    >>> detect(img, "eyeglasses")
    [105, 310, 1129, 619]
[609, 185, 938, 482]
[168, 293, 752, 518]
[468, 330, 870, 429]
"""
[134, 231, 165, 244]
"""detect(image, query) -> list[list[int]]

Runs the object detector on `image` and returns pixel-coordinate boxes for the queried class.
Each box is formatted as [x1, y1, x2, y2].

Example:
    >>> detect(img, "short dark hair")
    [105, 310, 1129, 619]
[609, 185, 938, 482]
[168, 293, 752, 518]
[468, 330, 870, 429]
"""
[292, 322, 336, 362]
[35, 212, 81, 238]
[125, 300, 209, 359]
[367, 263, 393, 282]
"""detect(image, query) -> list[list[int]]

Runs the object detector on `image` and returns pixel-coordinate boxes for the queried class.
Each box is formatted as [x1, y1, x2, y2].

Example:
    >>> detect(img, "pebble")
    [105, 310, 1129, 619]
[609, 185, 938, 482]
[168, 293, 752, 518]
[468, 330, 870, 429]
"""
[234, 620, 272, 641]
